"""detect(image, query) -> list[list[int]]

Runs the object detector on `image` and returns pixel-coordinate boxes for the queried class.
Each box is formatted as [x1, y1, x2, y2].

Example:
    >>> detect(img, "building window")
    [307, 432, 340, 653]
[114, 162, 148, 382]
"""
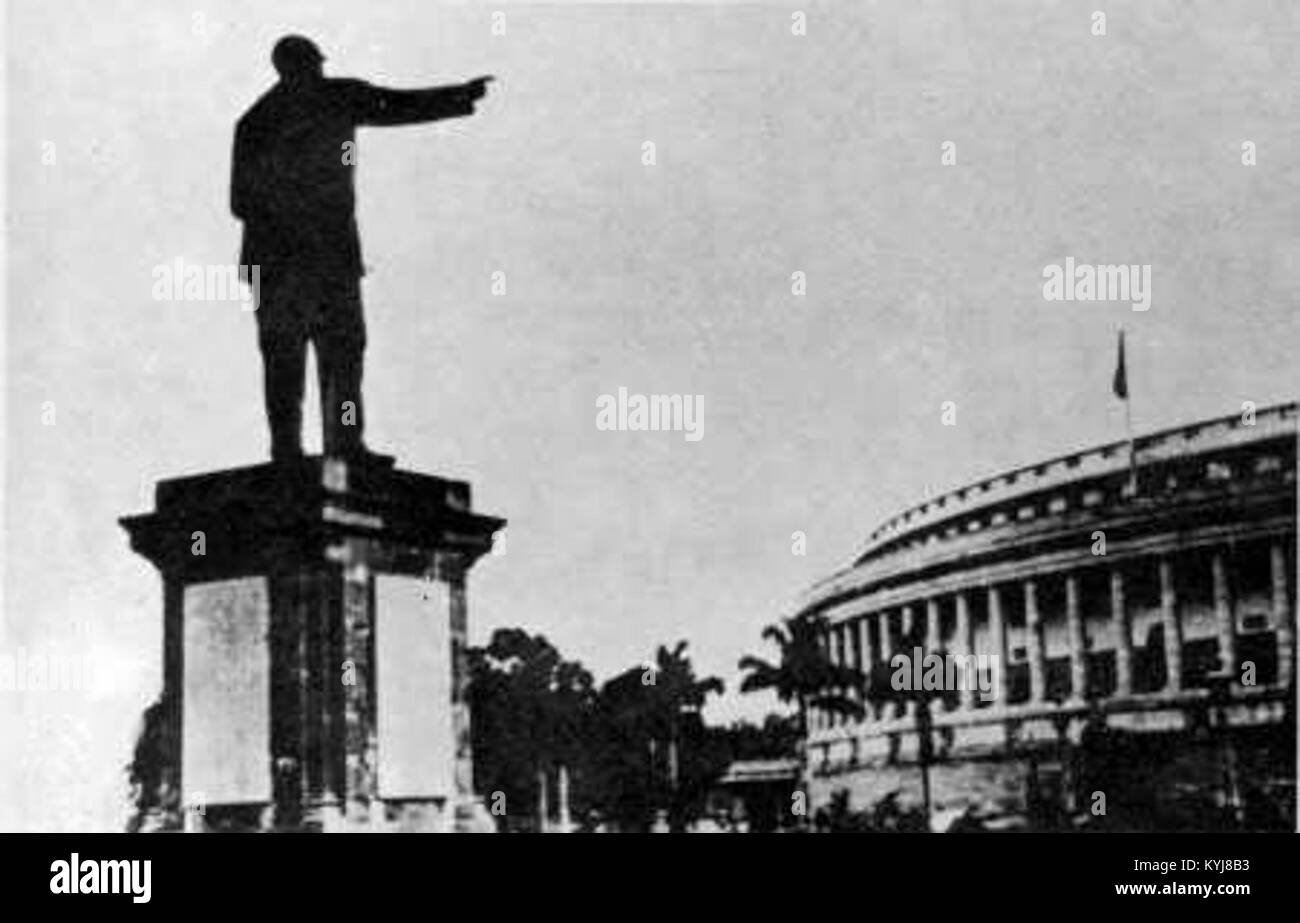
[1206, 461, 1233, 481]
[1254, 455, 1281, 474]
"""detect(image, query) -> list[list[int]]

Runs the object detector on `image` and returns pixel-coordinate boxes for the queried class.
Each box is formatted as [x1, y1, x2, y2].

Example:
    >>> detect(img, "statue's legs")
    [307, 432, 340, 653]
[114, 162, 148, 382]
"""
[259, 318, 308, 462]
[257, 268, 368, 461]
[316, 274, 367, 458]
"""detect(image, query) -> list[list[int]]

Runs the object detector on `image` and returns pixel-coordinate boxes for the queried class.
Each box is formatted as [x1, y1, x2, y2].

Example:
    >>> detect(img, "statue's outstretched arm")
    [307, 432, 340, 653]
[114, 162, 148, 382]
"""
[361, 77, 492, 126]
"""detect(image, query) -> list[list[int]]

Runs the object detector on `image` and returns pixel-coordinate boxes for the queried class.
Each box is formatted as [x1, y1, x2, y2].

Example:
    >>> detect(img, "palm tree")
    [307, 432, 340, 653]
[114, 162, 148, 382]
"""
[738, 612, 866, 799]
[589, 644, 724, 831]
[648, 641, 724, 830]
[859, 629, 959, 827]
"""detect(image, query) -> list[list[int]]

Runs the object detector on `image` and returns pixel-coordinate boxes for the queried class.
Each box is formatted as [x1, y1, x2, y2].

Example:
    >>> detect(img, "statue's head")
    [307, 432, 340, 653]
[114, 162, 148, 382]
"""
[272, 35, 324, 85]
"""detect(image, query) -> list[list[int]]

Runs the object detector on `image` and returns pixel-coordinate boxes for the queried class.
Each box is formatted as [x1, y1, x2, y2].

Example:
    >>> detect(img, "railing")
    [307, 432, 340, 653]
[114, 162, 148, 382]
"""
[789, 402, 1295, 622]
[857, 402, 1294, 562]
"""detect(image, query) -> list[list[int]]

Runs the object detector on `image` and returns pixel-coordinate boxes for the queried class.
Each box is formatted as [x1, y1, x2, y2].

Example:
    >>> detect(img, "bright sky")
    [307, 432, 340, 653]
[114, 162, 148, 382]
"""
[4, 0, 1297, 830]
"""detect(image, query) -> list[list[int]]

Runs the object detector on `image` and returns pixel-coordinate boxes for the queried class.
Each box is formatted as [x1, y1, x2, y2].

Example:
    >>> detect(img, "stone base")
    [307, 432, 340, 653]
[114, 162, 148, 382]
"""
[121, 455, 506, 833]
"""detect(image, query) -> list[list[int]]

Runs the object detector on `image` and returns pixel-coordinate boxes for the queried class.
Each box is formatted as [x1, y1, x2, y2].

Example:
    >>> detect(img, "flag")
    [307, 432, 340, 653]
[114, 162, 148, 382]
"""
[1112, 329, 1128, 400]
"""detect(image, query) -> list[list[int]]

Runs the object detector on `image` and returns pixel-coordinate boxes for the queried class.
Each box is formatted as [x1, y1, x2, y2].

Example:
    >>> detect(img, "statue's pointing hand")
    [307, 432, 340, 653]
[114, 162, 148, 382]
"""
[467, 75, 495, 101]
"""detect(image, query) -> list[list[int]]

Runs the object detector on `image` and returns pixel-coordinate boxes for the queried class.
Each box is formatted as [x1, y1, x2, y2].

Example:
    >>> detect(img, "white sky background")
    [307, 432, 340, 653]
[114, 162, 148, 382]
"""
[3, 0, 1298, 830]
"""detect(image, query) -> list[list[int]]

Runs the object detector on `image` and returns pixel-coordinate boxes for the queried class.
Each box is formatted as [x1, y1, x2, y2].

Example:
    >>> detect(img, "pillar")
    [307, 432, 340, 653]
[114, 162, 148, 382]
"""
[1111, 569, 1133, 697]
[816, 630, 829, 730]
[1272, 542, 1293, 688]
[1212, 551, 1237, 678]
[1024, 579, 1046, 704]
[859, 616, 875, 720]
[447, 562, 481, 828]
[988, 586, 1007, 705]
[878, 611, 894, 719]
[1159, 556, 1182, 693]
[849, 617, 866, 721]
[925, 599, 941, 652]
[955, 591, 975, 710]
[341, 561, 378, 825]
[1065, 574, 1087, 702]
[837, 621, 847, 728]
[900, 605, 915, 719]
[925, 598, 943, 711]
[829, 630, 837, 724]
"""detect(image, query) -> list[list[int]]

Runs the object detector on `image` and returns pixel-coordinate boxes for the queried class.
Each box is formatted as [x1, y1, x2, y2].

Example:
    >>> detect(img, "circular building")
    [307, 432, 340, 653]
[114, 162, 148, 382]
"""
[796, 402, 1295, 830]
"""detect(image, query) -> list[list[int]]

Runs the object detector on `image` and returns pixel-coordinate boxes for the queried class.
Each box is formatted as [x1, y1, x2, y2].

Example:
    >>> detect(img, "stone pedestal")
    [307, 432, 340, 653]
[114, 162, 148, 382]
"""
[121, 455, 504, 832]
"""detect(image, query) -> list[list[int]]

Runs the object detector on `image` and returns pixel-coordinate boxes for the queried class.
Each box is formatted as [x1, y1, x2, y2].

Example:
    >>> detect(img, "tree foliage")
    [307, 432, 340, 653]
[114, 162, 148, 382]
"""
[738, 612, 866, 738]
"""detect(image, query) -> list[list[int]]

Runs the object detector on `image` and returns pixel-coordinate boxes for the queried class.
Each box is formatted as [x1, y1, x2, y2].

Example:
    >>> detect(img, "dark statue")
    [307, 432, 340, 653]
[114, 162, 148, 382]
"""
[232, 35, 492, 461]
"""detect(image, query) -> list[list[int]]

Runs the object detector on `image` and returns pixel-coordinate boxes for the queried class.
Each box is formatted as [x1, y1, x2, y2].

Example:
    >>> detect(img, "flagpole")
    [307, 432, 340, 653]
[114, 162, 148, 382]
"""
[1121, 325, 1136, 497]
[1125, 378, 1136, 497]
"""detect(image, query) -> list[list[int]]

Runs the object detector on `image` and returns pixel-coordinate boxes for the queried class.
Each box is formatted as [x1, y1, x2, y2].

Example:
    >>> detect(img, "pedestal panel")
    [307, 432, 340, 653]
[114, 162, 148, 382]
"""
[182, 577, 271, 808]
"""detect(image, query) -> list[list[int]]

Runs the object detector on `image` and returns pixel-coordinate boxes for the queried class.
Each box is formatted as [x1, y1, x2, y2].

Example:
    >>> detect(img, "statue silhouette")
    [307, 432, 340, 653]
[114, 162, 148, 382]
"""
[232, 35, 492, 462]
